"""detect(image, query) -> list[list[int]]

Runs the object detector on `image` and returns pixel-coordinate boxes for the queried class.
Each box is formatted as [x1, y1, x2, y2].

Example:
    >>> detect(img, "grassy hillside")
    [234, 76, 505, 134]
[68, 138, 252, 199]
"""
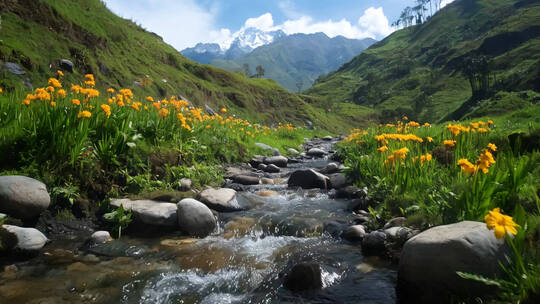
[211, 33, 375, 92]
[0, 0, 375, 133]
[307, 0, 540, 123]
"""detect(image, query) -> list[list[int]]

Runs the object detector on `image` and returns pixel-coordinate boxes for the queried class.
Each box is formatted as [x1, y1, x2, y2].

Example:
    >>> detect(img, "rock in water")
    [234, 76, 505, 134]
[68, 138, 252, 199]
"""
[284, 263, 323, 292]
[197, 188, 242, 212]
[362, 231, 387, 256]
[288, 169, 330, 189]
[322, 136, 333, 141]
[90, 231, 112, 244]
[398, 221, 508, 303]
[263, 156, 288, 168]
[249, 155, 265, 168]
[0, 175, 51, 220]
[177, 199, 217, 237]
[110, 199, 178, 227]
[329, 173, 347, 189]
[1, 225, 48, 251]
[341, 225, 366, 242]
[306, 148, 326, 157]
[265, 164, 280, 173]
[232, 175, 260, 185]
[59, 59, 74, 72]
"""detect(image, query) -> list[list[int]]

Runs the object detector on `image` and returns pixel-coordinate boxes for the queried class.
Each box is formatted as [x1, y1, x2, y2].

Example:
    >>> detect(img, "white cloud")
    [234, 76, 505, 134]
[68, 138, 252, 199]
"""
[103, 1, 393, 51]
[103, 0, 228, 50]
[358, 7, 393, 38]
[243, 13, 275, 31]
[258, 7, 393, 41]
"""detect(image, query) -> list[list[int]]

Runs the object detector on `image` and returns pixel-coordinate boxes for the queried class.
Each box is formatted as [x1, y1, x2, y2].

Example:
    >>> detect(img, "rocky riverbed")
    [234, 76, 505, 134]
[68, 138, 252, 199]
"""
[0, 136, 507, 303]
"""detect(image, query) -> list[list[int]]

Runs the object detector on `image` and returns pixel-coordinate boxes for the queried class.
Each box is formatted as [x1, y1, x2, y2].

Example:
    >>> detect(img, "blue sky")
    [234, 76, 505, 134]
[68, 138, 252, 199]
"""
[104, 0, 454, 51]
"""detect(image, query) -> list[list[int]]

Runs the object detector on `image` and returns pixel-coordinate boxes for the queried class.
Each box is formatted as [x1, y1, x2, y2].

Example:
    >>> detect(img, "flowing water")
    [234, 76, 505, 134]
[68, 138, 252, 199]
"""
[0, 139, 397, 304]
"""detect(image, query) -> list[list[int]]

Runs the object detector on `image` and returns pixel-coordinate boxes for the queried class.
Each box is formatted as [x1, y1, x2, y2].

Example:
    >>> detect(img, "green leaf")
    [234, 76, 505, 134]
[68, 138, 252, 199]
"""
[456, 271, 502, 287]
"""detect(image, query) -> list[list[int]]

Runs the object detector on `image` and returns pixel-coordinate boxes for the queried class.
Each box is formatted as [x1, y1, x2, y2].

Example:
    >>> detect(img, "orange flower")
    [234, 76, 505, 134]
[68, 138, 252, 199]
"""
[56, 89, 66, 98]
[377, 146, 388, 152]
[444, 140, 456, 148]
[158, 108, 169, 118]
[100, 104, 111, 117]
[72, 99, 81, 106]
[77, 111, 92, 119]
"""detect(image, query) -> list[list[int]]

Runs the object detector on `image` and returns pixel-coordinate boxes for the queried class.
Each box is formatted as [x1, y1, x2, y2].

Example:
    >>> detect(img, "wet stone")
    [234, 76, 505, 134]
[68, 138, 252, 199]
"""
[284, 263, 323, 292]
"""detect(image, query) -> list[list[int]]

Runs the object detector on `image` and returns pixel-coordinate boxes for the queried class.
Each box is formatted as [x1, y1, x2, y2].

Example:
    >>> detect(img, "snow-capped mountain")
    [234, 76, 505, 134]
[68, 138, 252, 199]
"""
[181, 27, 285, 64]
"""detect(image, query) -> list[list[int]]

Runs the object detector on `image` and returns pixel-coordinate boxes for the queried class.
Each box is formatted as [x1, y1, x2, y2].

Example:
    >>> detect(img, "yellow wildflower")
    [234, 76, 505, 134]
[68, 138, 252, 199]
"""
[458, 158, 477, 175]
[72, 99, 81, 106]
[485, 208, 518, 239]
[77, 111, 92, 119]
[221, 107, 227, 113]
[487, 143, 497, 152]
[107, 88, 115, 94]
[158, 108, 169, 118]
[48, 78, 62, 88]
[50, 101, 56, 107]
[426, 137, 433, 143]
[56, 89, 66, 98]
[377, 146, 388, 152]
[146, 96, 154, 102]
[101, 104, 111, 117]
[444, 140, 456, 148]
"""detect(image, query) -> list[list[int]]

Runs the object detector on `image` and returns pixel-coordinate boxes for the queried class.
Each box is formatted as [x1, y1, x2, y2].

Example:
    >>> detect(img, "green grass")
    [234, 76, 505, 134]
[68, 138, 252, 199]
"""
[307, 0, 540, 123]
[0, 0, 374, 132]
[338, 112, 540, 301]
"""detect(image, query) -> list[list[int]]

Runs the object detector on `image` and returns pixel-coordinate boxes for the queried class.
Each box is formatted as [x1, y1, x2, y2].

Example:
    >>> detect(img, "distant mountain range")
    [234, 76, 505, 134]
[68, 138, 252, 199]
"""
[181, 28, 286, 64]
[181, 28, 376, 91]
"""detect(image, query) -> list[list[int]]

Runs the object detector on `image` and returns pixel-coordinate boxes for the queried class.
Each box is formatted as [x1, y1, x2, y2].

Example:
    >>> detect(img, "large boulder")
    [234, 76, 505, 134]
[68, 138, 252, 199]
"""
[284, 263, 322, 292]
[177, 199, 217, 237]
[329, 173, 347, 189]
[1, 225, 48, 251]
[288, 169, 330, 189]
[398, 221, 508, 303]
[0, 176, 51, 220]
[197, 188, 242, 212]
[110, 199, 177, 227]
[306, 148, 326, 157]
[255, 142, 273, 151]
[263, 156, 288, 168]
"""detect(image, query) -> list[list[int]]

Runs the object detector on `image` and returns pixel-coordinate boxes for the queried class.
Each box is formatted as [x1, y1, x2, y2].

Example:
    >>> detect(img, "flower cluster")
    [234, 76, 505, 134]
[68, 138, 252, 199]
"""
[446, 120, 494, 136]
[458, 143, 497, 175]
[375, 133, 424, 144]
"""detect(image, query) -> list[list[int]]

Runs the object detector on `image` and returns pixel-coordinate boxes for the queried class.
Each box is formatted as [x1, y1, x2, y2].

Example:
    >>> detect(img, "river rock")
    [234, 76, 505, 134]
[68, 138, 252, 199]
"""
[265, 164, 280, 173]
[59, 59, 74, 72]
[261, 178, 274, 184]
[323, 162, 339, 174]
[90, 231, 112, 244]
[342, 225, 366, 242]
[232, 175, 260, 185]
[263, 156, 288, 168]
[288, 169, 330, 189]
[398, 221, 508, 303]
[177, 199, 217, 237]
[1, 225, 48, 251]
[329, 173, 347, 189]
[287, 148, 299, 155]
[257, 164, 267, 171]
[383, 217, 407, 229]
[0, 175, 51, 220]
[205, 104, 217, 116]
[284, 263, 322, 292]
[179, 178, 192, 191]
[2, 62, 26, 75]
[110, 199, 177, 227]
[322, 136, 333, 141]
[306, 148, 326, 157]
[197, 188, 242, 212]
[256, 190, 279, 197]
[255, 142, 273, 151]
[272, 148, 281, 156]
[362, 231, 387, 256]
[249, 155, 265, 168]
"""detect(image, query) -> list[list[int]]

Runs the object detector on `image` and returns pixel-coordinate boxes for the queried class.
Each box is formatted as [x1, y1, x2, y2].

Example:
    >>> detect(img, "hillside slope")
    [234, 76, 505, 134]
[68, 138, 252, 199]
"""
[211, 33, 375, 92]
[307, 0, 540, 122]
[0, 0, 375, 131]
